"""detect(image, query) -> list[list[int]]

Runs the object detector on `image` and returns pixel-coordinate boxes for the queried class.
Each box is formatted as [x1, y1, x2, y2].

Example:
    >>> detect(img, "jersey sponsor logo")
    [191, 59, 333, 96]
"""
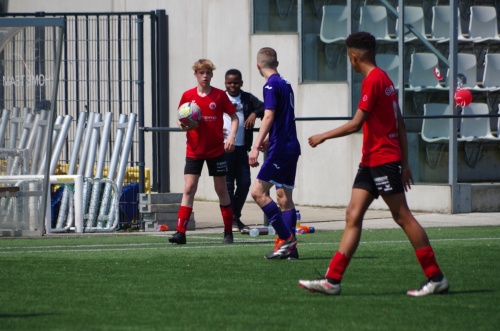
[385, 85, 396, 96]
[204, 115, 217, 121]
[273, 163, 281, 169]
[374, 175, 388, 183]
[265, 85, 273, 90]
[209, 102, 216, 109]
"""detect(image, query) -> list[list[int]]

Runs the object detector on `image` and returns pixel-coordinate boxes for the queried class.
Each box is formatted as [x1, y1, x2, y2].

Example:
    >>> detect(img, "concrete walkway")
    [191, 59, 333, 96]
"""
[190, 200, 500, 234]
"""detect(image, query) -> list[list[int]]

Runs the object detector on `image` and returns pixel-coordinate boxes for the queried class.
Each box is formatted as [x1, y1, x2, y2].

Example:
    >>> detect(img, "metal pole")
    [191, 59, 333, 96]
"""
[156, 9, 169, 193]
[449, 1, 459, 213]
[98, 113, 127, 226]
[137, 14, 146, 194]
[49, 115, 73, 175]
[30, 110, 49, 174]
[107, 113, 137, 227]
[41, 22, 65, 236]
[149, 11, 158, 192]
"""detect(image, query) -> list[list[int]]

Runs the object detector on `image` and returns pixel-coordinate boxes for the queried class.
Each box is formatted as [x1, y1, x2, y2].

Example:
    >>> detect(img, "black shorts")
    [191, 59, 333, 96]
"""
[352, 162, 404, 199]
[184, 154, 228, 177]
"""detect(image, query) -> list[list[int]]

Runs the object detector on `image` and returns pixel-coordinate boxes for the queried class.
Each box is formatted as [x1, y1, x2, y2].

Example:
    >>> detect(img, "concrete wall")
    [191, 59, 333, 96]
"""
[7, 0, 485, 213]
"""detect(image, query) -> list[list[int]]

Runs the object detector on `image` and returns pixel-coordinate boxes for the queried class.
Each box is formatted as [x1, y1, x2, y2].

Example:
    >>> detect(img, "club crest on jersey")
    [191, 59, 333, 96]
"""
[385, 85, 395, 96]
[209, 102, 216, 109]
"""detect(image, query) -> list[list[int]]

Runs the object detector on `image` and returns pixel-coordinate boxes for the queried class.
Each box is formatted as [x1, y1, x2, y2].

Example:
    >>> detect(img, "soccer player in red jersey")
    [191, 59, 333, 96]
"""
[169, 59, 239, 245]
[298, 32, 449, 296]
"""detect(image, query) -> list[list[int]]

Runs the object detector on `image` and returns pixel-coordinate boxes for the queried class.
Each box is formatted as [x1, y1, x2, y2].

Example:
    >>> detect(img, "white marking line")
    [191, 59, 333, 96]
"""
[0, 237, 498, 255]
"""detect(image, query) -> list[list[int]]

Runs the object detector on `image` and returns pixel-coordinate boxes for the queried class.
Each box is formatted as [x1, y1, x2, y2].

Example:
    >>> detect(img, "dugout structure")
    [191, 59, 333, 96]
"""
[0, 17, 64, 236]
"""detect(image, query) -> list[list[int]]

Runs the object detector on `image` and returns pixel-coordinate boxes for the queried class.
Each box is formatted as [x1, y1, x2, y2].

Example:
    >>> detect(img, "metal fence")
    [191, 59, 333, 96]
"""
[0, 11, 169, 194]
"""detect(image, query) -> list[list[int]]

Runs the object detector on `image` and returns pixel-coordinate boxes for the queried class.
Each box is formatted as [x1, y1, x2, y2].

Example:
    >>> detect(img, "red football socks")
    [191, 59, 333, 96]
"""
[415, 245, 442, 279]
[176, 205, 193, 233]
[325, 251, 351, 281]
[220, 204, 233, 232]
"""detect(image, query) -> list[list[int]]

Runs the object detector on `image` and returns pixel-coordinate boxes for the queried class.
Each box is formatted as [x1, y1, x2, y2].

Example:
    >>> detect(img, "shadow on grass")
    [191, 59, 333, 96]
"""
[343, 289, 495, 297]
[0, 313, 55, 318]
[290, 257, 332, 261]
[445, 289, 495, 295]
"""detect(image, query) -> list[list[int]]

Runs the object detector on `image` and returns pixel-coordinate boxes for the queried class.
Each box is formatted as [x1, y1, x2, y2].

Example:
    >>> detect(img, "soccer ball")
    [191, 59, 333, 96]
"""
[178, 102, 201, 127]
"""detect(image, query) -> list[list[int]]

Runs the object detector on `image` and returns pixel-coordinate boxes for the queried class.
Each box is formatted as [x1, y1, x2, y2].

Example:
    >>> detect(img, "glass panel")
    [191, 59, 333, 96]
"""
[254, 0, 298, 33]
[301, 0, 347, 82]
[0, 18, 64, 236]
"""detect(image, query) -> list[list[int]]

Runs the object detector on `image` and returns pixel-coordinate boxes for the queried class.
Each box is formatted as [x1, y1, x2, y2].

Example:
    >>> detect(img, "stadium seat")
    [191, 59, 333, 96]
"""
[319, 5, 348, 44]
[481, 54, 500, 91]
[446, 53, 483, 90]
[430, 6, 467, 43]
[408, 53, 445, 91]
[421, 103, 454, 168]
[422, 103, 452, 143]
[468, 6, 500, 43]
[395, 6, 426, 42]
[359, 6, 397, 43]
[376, 53, 400, 88]
[460, 103, 500, 141]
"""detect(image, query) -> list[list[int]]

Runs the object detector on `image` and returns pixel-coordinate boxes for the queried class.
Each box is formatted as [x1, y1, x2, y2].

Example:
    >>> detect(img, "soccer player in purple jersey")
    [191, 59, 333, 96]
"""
[249, 47, 301, 260]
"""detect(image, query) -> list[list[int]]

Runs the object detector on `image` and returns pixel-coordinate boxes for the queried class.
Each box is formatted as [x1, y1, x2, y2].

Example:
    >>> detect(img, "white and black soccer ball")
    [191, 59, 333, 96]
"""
[177, 102, 201, 127]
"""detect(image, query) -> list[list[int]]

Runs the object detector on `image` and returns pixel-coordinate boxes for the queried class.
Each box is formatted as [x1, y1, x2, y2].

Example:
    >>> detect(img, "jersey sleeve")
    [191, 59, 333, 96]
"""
[263, 82, 277, 111]
[178, 91, 189, 109]
[357, 76, 377, 113]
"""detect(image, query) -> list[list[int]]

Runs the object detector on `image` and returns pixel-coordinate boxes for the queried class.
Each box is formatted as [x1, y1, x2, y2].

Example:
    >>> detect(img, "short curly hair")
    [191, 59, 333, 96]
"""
[345, 32, 376, 52]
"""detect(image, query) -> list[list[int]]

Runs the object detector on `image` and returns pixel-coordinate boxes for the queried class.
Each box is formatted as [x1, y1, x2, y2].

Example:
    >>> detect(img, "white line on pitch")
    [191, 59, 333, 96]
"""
[0, 237, 499, 255]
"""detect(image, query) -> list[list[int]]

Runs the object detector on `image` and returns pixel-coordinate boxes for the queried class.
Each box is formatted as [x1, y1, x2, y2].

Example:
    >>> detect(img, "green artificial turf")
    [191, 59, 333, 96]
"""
[0, 226, 499, 331]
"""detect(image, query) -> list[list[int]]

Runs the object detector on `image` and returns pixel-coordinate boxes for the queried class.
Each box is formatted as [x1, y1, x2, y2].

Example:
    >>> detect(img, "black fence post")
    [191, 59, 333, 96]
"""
[137, 14, 145, 194]
[156, 9, 169, 193]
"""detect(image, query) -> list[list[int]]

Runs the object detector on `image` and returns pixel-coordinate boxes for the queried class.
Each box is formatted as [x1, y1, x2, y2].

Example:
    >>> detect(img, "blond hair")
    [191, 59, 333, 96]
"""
[192, 59, 216, 72]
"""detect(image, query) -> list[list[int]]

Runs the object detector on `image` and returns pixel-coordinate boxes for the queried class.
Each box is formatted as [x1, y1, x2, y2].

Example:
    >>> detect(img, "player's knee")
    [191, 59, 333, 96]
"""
[250, 188, 264, 203]
[184, 184, 197, 197]
[345, 207, 363, 226]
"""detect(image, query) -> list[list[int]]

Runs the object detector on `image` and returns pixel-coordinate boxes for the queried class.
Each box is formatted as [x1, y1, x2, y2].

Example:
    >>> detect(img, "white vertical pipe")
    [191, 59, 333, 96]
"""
[49, 115, 73, 175]
[107, 113, 136, 227]
[0, 109, 11, 147]
[55, 112, 88, 230]
[115, 113, 137, 190]
[83, 113, 102, 226]
[38, 115, 64, 175]
[8, 107, 20, 149]
[74, 174, 84, 233]
[77, 112, 96, 176]
[6, 108, 20, 176]
[77, 112, 96, 224]
[98, 114, 127, 225]
[95, 112, 113, 178]
[9, 113, 34, 175]
[88, 112, 112, 227]
[84, 113, 102, 178]
[30, 111, 49, 174]
[69, 112, 88, 174]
